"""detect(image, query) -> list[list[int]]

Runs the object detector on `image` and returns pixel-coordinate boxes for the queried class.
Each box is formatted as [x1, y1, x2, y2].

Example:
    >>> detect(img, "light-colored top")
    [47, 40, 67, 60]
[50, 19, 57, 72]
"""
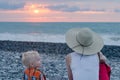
[70, 52, 99, 80]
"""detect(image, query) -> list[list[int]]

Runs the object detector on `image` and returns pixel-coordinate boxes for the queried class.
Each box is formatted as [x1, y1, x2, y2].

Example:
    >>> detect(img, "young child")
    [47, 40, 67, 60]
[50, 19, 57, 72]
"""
[22, 51, 46, 80]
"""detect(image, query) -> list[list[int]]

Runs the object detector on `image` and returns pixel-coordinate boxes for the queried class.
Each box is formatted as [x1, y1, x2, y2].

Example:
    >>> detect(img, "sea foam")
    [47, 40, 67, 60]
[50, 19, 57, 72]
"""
[0, 33, 120, 46]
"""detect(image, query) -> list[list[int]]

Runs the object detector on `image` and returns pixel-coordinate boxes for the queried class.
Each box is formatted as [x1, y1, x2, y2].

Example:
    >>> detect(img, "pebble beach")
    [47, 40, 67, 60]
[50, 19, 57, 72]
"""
[0, 40, 120, 80]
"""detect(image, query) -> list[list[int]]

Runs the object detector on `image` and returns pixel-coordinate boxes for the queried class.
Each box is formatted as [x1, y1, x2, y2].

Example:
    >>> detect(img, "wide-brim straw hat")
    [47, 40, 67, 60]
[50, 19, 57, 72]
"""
[65, 28, 104, 55]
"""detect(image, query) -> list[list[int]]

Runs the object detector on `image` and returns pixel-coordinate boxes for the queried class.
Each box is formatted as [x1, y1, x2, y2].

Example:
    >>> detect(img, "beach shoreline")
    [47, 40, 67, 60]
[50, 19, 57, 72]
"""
[0, 40, 120, 54]
[0, 40, 120, 80]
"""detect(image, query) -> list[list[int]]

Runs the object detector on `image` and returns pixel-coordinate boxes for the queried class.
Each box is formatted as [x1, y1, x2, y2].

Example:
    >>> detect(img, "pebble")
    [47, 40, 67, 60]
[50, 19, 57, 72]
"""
[0, 41, 120, 80]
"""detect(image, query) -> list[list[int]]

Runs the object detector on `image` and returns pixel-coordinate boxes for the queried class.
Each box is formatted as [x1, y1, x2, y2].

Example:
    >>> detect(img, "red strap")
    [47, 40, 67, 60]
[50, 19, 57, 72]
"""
[98, 52, 111, 80]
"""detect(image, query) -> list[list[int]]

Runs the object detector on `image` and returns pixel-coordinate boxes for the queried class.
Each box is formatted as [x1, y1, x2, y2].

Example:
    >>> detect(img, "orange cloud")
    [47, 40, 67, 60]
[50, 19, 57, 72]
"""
[23, 3, 50, 15]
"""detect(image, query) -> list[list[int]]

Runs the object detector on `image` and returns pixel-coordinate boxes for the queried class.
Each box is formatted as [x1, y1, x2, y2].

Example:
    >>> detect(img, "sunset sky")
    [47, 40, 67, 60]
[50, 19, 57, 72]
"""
[0, 0, 120, 22]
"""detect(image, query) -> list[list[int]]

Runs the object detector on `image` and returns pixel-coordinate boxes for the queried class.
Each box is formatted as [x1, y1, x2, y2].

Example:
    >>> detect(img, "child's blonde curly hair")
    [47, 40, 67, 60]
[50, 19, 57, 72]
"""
[22, 51, 40, 68]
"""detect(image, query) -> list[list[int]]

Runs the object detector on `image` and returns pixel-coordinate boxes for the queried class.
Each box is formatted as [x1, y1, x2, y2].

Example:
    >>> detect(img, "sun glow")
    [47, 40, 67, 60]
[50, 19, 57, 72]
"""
[33, 9, 39, 14]
[25, 4, 50, 15]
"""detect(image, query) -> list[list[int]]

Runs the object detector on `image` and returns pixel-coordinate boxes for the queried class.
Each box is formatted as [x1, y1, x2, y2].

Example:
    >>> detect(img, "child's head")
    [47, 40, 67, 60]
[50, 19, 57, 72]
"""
[22, 51, 41, 68]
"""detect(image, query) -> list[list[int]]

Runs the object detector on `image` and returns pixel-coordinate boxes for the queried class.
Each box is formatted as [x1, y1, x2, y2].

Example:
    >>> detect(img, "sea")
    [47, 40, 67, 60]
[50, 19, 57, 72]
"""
[0, 22, 120, 46]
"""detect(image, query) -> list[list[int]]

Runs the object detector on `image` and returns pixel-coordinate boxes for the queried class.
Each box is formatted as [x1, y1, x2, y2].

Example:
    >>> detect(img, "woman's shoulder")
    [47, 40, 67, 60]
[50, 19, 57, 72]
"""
[66, 52, 74, 65]
[66, 52, 76, 59]
[66, 53, 71, 61]
[99, 52, 107, 61]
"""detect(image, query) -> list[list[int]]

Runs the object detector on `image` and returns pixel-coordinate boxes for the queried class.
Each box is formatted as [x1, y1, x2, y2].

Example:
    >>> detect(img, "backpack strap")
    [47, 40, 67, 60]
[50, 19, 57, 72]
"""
[97, 52, 100, 62]
[32, 69, 37, 80]
[39, 70, 46, 80]
[23, 72, 28, 80]
[33, 69, 46, 80]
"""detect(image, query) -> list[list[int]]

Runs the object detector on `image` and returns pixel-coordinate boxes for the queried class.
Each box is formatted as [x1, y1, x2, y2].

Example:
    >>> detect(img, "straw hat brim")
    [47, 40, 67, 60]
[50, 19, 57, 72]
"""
[65, 28, 104, 55]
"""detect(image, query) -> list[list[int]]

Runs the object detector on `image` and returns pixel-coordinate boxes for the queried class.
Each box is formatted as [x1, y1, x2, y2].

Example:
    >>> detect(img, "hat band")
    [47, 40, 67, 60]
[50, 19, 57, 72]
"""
[72, 35, 93, 48]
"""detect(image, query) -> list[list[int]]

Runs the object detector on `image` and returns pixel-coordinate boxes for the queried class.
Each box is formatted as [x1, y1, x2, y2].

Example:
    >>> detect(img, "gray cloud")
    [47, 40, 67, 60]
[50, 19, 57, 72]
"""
[0, 1, 25, 10]
[114, 9, 120, 13]
[24, 0, 120, 2]
[0, 0, 113, 12]
[90, 9, 105, 12]
[46, 4, 106, 12]
[46, 5, 80, 12]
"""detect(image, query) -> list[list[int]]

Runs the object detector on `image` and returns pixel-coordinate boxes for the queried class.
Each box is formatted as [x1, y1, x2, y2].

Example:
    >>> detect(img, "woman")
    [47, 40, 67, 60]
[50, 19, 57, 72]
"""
[65, 28, 109, 80]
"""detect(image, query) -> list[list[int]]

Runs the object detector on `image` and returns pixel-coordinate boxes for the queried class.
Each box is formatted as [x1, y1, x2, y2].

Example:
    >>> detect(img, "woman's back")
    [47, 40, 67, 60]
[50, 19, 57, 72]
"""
[70, 52, 99, 80]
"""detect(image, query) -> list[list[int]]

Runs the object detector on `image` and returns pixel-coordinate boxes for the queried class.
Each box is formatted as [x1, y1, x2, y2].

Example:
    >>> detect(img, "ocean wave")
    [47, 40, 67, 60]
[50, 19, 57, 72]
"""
[0, 33, 120, 46]
[0, 32, 65, 43]
[102, 35, 120, 46]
